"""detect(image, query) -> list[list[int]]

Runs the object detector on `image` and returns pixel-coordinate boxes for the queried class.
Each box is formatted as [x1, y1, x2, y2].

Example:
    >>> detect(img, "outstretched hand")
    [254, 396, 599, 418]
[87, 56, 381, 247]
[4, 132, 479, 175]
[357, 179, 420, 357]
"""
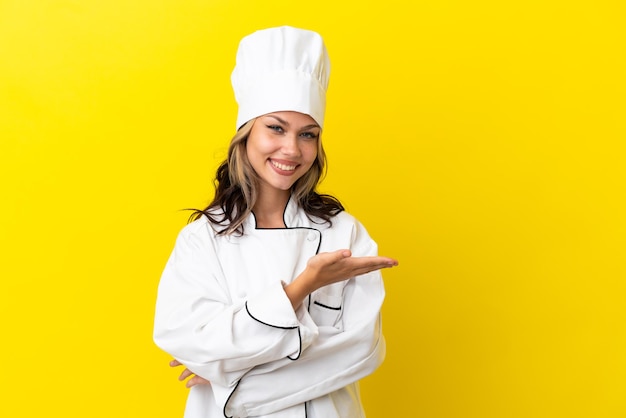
[284, 249, 398, 309]
[170, 359, 211, 388]
[306, 249, 398, 288]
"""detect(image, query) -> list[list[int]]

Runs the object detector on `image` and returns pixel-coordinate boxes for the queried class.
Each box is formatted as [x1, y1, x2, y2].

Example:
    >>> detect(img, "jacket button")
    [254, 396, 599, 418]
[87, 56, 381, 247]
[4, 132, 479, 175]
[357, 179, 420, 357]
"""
[307, 231, 318, 241]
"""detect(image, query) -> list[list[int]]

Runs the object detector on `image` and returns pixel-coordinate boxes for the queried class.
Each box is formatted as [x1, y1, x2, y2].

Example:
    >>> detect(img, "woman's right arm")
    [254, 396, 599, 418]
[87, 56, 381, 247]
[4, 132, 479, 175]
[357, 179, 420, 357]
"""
[153, 222, 314, 389]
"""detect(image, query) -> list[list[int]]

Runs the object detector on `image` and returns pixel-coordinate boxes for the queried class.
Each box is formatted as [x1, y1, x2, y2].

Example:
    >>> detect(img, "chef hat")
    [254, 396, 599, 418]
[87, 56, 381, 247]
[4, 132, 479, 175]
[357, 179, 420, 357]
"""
[231, 26, 330, 130]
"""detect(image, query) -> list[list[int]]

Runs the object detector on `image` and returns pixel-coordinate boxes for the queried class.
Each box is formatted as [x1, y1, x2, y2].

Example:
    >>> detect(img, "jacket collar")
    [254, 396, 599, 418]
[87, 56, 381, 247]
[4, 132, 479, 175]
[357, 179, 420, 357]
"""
[246, 195, 304, 230]
[283, 195, 301, 227]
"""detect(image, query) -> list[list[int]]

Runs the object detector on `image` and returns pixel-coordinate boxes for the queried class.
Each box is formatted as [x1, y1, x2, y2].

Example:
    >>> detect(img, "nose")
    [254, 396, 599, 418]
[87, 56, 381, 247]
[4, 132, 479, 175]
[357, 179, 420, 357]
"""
[281, 134, 301, 157]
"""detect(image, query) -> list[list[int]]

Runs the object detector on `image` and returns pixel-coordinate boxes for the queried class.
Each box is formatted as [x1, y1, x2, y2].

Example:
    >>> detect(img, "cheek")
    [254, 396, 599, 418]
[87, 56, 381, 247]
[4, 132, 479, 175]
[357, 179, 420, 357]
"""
[246, 139, 267, 163]
[248, 136, 278, 158]
[303, 142, 319, 163]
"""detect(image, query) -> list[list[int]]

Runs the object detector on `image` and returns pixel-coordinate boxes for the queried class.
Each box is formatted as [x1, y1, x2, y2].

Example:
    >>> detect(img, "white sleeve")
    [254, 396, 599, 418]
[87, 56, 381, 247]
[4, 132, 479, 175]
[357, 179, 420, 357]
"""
[152, 221, 319, 388]
[224, 222, 386, 418]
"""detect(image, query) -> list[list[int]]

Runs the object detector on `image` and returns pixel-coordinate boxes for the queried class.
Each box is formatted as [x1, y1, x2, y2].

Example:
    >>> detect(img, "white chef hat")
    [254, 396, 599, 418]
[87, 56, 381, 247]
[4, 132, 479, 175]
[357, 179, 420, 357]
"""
[231, 26, 330, 130]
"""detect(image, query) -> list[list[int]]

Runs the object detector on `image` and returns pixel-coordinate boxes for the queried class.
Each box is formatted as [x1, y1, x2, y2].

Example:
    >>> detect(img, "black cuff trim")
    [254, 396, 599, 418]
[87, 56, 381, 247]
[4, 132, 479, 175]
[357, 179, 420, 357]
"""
[313, 300, 342, 310]
[244, 301, 303, 361]
[244, 301, 297, 330]
[287, 326, 303, 361]
[223, 379, 241, 418]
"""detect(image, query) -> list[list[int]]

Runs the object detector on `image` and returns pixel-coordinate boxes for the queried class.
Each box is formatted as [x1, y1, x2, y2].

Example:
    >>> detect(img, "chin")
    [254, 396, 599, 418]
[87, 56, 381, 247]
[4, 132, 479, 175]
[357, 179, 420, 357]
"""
[275, 183, 296, 191]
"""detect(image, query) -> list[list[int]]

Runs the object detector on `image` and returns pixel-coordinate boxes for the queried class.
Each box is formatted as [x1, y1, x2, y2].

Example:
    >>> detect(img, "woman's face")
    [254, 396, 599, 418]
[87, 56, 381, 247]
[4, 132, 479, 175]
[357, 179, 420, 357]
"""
[246, 111, 320, 195]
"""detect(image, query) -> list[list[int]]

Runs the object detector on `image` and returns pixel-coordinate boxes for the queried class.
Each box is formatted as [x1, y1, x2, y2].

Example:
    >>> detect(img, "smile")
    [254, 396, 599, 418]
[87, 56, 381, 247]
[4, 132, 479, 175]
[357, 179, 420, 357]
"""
[270, 159, 297, 171]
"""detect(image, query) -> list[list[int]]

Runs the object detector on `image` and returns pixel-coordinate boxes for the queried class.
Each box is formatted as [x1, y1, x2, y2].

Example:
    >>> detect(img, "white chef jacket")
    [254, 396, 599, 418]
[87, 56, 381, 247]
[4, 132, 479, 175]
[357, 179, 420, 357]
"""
[153, 198, 386, 418]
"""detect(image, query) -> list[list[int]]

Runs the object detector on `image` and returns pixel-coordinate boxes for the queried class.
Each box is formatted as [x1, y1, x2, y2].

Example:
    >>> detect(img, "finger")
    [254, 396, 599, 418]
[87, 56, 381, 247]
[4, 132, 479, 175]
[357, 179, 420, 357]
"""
[344, 258, 394, 271]
[349, 256, 398, 268]
[186, 375, 211, 388]
[178, 368, 193, 381]
[369, 256, 398, 265]
[350, 262, 398, 277]
[383, 257, 399, 266]
[309, 249, 352, 270]
[170, 359, 182, 367]
[378, 256, 398, 266]
[328, 249, 351, 261]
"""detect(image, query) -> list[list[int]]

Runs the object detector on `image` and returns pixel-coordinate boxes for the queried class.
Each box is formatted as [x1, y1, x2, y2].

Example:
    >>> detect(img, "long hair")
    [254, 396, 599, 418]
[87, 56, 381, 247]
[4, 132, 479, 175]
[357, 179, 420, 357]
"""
[189, 118, 344, 235]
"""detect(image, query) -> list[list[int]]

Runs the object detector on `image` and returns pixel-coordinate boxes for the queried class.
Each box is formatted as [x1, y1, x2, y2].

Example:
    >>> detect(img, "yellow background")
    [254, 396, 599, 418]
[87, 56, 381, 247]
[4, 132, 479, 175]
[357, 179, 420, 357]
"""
[1, 0, 624, 416]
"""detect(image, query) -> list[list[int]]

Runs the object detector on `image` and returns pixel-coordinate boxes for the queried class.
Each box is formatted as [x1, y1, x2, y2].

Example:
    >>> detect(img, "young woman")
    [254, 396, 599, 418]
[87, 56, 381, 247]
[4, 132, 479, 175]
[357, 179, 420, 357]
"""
[153, 26, 398, 418]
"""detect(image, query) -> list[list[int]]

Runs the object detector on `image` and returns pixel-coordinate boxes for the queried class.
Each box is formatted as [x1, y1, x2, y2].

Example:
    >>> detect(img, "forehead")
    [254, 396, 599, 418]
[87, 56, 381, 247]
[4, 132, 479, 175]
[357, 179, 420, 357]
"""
[261, 111, 319, 127]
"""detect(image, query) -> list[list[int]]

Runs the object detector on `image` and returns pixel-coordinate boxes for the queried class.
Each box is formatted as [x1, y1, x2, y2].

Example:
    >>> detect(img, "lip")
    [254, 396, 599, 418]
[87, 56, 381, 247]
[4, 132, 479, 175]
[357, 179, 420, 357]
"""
[268, 158, 299, 175]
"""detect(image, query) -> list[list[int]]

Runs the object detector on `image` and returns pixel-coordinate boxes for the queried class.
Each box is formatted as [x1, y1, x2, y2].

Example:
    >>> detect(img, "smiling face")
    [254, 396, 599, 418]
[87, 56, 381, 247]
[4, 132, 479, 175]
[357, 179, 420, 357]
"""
[246, 111, 320, 198]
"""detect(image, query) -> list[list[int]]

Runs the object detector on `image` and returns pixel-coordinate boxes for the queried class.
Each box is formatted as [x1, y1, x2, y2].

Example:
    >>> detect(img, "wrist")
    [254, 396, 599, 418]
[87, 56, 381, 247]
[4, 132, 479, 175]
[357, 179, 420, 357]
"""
[284, 270, 316, 309]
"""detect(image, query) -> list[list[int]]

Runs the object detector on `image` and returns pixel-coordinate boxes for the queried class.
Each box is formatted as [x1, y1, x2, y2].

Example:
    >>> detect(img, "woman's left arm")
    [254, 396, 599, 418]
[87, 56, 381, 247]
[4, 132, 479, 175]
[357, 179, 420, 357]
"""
[224, 221, 389, 417]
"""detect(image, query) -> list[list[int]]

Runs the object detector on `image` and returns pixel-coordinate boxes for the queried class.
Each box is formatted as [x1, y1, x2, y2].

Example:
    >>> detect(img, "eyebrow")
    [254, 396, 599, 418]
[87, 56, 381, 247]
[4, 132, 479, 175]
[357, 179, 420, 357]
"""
[266, 115, 320, 130]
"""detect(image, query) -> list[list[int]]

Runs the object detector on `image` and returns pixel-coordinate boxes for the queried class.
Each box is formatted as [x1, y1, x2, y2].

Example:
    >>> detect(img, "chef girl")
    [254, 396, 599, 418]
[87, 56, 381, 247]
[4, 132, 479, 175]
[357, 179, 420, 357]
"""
[153, 26, 398, 418]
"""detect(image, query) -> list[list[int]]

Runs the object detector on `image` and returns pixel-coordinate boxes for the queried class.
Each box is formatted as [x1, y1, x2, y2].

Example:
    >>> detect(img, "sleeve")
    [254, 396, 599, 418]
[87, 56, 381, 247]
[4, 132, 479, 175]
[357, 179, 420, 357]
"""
[152, 221, 319, 389]
[223, 220, 386, 418]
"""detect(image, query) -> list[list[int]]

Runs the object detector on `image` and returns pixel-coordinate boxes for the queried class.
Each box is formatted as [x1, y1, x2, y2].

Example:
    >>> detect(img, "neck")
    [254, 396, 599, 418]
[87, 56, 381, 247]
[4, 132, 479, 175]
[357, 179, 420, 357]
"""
[253, 188, 291, 228]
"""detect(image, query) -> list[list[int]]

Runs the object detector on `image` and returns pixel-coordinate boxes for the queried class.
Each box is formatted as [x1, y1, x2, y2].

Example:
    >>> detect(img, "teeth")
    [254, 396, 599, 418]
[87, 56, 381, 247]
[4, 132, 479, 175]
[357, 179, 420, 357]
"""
[271, 160, 296, 171]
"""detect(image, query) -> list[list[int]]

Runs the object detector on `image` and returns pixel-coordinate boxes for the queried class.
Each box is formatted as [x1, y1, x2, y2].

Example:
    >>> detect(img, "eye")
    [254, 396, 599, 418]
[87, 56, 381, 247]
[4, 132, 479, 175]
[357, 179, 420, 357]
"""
[300, 131, 319, 140]
[266, 125, 284, 133]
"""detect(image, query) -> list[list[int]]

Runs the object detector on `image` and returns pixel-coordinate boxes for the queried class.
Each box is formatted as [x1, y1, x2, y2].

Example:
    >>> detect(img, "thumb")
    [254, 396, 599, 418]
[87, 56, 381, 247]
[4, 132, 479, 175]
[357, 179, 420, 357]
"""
[332, 249, 351, 259]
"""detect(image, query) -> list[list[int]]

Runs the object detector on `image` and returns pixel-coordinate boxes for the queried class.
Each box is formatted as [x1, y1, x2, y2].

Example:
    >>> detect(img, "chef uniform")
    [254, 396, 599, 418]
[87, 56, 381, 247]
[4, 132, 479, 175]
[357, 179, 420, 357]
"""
[154, 26, 387, 418]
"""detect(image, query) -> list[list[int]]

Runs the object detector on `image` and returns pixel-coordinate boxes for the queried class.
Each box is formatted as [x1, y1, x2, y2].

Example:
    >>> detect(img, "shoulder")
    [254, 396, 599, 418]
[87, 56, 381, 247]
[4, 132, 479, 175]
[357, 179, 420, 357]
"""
[179, 216, 212, 235]
[322, 210, 377, 249]
[182, 205, 234, 236]
[174, 215, 220, 249]
[318, 209, 356, 232]
[322, 208, 364, 231]
[331, 209, 358, 224]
